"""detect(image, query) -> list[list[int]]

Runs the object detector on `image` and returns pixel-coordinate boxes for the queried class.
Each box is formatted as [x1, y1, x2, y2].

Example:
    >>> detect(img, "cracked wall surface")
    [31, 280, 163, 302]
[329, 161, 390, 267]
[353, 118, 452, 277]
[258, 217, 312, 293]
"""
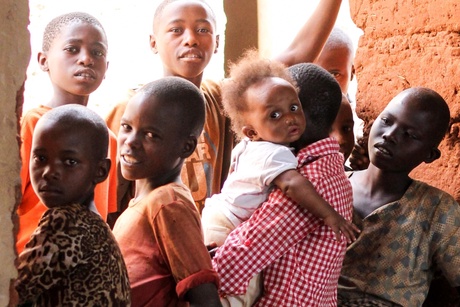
[0, 1, 30, 306]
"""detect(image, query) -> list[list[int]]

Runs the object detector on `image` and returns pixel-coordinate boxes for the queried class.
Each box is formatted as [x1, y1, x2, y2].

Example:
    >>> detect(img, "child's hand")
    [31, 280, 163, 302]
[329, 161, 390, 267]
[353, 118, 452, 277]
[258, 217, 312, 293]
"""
[323, 213, 360, 243]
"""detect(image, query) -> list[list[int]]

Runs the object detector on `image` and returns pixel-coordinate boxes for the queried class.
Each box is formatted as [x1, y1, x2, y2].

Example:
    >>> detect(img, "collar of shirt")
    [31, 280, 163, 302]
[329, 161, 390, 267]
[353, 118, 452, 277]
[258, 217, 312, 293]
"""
[297, 137, 340, 166]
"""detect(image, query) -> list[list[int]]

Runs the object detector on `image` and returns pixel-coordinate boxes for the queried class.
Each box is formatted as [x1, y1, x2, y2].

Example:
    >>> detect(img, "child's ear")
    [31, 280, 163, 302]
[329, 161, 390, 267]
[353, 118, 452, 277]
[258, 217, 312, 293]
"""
[424, 147, 441, 164]
[214, 35, 220, 54]
[93, 158, 111, 185]
[149, 34, 158, 54]
[181, 136, 198, 158]
[38, 52, 49, 72]
[242, 126, 257, 140]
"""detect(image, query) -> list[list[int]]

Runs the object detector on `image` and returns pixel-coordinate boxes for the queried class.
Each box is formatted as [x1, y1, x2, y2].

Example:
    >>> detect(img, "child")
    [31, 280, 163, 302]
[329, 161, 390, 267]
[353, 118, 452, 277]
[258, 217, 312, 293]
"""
[330, 93, 355, 166]
[338, 87, 460, 306]
[112, 77, 221, 306]
[202, 50, 358, 248]
[314, 27, 368, 170]
[105, 0, 345, 216]
[314, 27, 355, 94]
[15, 104, 130, 306]
[213, 63, 355, 306]
[17, 12, 117, 253]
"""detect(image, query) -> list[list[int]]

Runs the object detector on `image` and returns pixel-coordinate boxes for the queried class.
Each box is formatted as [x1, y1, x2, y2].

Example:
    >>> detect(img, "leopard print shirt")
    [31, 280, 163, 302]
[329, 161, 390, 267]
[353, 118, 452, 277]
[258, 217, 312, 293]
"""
[16, 203, 131, 306]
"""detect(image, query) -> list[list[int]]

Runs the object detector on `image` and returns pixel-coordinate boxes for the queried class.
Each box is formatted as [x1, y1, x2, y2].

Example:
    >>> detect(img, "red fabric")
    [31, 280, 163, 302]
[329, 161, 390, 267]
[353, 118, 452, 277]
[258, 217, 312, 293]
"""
[113, 182, 219, 307]
[17, 106, 118, 254]
[213, 137, 353, 306]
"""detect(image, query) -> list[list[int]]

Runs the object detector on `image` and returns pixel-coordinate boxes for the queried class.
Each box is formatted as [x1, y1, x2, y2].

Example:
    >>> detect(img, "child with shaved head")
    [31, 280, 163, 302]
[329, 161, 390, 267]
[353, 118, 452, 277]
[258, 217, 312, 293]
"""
[112, 77, 221, 306]
[15, 104, 130, 306]
[338, 87, 460, 306]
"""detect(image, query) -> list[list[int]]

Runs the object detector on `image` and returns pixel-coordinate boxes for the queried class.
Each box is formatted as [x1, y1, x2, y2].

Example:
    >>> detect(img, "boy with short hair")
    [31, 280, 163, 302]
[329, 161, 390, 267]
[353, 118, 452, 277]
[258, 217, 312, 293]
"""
[213, 63, 354, 306]
[338, 87, 460, 306]
[105, 0, 345, 215]
[15, 104, 130, 306]
[17, 12, 117, 253]
[112, 77, 221, 306]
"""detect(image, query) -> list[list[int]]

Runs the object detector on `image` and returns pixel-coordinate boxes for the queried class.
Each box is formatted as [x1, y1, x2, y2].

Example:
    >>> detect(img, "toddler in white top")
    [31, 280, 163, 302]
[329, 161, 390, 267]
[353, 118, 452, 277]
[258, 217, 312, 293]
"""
[202, 50, 358, 246]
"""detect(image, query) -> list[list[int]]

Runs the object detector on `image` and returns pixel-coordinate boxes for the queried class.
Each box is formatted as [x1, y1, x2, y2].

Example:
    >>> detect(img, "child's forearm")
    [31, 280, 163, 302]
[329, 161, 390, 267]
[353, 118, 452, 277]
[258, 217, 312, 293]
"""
[274, 169, 337, 220]
[274, 0, 343, 66]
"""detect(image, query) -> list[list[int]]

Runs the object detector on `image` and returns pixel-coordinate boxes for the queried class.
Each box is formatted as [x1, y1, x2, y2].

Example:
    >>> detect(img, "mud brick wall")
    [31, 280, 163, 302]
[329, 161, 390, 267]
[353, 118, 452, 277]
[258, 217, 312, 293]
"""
[349, 0, 460, 201]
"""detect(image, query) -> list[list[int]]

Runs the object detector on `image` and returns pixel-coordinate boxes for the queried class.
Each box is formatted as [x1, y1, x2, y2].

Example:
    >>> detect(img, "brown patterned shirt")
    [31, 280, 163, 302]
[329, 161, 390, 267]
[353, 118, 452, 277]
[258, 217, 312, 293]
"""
[339, 180, 460, 306]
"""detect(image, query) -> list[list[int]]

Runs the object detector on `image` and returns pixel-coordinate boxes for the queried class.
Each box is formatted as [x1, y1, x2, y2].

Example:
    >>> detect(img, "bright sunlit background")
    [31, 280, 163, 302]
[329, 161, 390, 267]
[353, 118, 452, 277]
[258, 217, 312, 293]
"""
[25, 0, 361, 118]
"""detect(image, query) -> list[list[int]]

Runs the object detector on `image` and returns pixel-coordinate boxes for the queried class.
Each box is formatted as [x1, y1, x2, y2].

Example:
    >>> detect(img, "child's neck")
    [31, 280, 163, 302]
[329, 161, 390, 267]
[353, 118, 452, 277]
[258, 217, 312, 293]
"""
[134, 173, 183, 202]
[46, 93, 89, 108]
[352, 164, 413, 218]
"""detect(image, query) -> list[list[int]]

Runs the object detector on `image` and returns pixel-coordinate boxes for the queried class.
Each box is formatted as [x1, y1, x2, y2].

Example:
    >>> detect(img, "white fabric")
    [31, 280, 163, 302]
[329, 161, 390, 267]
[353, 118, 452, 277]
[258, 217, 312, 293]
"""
[203, 138, 297, 227]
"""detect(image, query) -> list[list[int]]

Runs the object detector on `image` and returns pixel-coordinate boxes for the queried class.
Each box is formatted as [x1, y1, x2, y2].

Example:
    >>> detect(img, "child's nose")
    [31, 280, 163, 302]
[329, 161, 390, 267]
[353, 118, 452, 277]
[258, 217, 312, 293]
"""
[382, 126, 398, 143]
[78, 49, 94, 66]
[183, 29, 199, 47]
[42, 164, 59, 180]
[124, 133, 140, 148]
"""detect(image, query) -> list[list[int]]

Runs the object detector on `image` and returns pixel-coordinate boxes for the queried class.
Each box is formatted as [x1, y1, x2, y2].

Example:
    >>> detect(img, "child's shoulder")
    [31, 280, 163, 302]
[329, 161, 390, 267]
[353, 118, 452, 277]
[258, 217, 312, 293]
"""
[21, 105, 52, 127]
[145, 182, 198, 214]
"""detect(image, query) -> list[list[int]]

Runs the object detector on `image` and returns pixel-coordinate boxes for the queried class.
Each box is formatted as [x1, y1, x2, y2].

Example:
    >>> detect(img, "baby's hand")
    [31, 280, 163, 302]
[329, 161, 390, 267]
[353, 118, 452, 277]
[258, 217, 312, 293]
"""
[323, 213, 360, 243]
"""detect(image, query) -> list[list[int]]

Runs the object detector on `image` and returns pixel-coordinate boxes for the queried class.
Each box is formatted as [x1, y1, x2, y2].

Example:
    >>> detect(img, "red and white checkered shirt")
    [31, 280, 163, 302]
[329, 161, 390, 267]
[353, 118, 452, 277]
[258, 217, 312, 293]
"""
[212, 137, 353, 306]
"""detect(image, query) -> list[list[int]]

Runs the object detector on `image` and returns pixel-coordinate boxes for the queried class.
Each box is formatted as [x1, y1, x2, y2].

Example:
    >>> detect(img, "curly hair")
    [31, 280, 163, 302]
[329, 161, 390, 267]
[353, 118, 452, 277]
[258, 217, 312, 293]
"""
[222, 49, 295, 139]
[42, 12, 106, 52]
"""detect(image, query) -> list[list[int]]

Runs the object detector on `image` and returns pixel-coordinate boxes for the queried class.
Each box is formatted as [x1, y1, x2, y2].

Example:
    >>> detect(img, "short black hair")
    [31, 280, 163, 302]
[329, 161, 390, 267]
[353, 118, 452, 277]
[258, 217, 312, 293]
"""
[153, 0, 217, 33]
[400, 87, 450, 146]
[324, 27, 354, 55]
[138, 76, 205, 137]
[40, 104, 109, 160]
[42, 12, 106, 52]
[288, 63, 342, 149]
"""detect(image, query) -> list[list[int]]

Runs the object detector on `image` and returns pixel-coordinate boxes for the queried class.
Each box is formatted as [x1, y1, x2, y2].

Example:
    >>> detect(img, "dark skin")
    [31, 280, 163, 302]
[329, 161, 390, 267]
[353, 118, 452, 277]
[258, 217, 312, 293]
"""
[119, 92, 221, 306]
[348, 88, 460, 297]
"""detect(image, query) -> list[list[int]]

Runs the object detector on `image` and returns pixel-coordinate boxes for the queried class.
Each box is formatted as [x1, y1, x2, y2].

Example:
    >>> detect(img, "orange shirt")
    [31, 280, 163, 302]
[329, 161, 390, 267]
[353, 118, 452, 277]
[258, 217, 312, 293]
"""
[17, 105, 118, 254]
[112, 182, 218, 306]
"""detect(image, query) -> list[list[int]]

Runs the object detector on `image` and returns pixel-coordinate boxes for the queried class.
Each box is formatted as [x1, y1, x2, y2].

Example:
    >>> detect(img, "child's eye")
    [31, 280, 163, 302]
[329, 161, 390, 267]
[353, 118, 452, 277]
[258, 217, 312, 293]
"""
[270, 112, 281, 119]
[92, 49, 106, 57]
[64, 159, 78, 166]
[64, 46, 78, 53]
[330, 71, 341, 78]
[197, 28, 210, 34]
[170, 27, 183, 34]
[32, 154, 46, 163]
[290, 105, 299, 112]
[342, 126, 353, 133]
[120, 123, 132, 132]
[380, 117, 390, 125]
[405, 131, 419, 140]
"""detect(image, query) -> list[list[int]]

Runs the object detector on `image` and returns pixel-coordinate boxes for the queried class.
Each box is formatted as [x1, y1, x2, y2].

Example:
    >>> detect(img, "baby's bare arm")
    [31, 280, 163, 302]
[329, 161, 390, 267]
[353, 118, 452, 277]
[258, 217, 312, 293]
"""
[274, 169, 359, 242]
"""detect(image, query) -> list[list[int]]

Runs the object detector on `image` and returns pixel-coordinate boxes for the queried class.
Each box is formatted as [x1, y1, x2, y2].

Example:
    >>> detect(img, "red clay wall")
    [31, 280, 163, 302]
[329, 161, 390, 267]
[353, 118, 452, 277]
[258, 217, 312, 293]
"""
[349, 0, 460, 202]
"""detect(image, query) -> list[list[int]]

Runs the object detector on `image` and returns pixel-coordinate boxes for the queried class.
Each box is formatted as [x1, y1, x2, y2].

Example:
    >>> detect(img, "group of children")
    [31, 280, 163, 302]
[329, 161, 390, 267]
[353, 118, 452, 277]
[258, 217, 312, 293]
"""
[14, 0, 460, 306]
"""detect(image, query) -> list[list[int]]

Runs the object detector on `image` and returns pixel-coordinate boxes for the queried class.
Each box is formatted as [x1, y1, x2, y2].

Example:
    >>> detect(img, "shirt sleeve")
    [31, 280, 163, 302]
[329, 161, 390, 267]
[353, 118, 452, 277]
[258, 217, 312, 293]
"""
[151, 199, 219, 298]
[15, 210, 84, 304]
[212, 189, 322, 295]
[431, 196, 460, 286]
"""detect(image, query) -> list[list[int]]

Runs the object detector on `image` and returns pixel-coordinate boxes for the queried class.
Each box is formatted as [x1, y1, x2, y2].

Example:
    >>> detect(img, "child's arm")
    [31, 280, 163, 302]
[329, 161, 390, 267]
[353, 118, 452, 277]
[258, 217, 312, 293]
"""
[185, 283, 222, 307]
[274, 0, 343, 66]
[273, 169, 359, 242]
